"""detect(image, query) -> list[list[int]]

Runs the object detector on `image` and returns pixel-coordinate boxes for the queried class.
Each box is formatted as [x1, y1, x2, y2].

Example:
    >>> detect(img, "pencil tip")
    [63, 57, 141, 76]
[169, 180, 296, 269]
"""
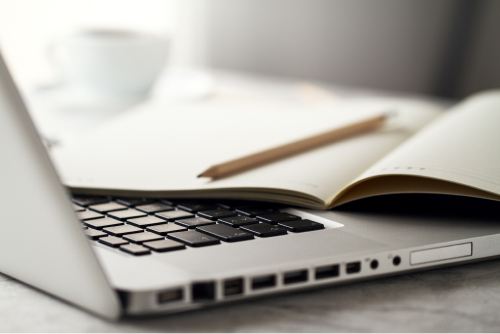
[198, 166, 219, 179]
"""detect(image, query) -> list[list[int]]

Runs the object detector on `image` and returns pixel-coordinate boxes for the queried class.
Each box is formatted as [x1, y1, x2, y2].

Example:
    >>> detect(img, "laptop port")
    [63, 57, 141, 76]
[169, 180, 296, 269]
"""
[346, 261, 361, 274]
[192, 282, 215, 301]
[158, 288, 183, 304]
[283, 270, 308, 285]
[251, 275, 276, 290]
[315, 264, 339, 279]
[223, 278, 244, 296]
[393, 256, 401, 266]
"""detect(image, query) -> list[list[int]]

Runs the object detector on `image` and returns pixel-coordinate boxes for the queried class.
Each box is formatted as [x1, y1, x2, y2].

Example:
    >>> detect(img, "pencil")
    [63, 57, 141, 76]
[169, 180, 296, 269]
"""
[198, 112, 391, 180]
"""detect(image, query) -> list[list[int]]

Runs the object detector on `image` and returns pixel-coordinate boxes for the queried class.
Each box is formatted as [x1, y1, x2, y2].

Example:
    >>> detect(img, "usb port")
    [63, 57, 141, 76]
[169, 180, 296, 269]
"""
[283, 270, 308, 285]
[224, 278, 244, 296]
[192, 282, 215, 301]
[158, 288, 183, 304]
[251, 275, 276, 290]
[346, 262, 361, 274]
[315, 264, 339, 279]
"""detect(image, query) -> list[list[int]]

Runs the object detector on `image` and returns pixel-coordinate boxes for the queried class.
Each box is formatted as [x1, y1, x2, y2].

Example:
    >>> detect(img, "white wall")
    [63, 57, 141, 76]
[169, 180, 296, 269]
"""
[457, 0, 500, 97]
[206, 0, 500, 98]
[207, 0, 457, 95]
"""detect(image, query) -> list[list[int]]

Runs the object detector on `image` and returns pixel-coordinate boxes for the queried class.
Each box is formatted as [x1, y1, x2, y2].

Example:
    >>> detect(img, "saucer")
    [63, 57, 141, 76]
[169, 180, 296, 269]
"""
[24, 68, 214, 147]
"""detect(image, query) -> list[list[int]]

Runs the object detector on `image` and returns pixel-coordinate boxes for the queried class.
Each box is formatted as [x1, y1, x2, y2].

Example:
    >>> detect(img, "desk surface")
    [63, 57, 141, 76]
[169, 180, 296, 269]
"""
[4, 71, 499, 332]
[2, 259, 500, 332]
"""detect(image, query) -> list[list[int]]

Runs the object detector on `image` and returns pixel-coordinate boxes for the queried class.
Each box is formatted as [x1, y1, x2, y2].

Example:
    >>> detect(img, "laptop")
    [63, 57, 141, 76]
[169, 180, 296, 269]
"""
[2, 50, 500, 320]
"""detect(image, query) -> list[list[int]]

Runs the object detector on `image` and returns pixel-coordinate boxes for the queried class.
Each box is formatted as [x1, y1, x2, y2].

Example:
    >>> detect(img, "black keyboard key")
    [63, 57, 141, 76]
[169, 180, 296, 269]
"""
[146, 223, 188, 235]
[256, 213, 301, 224]
[119, 244, 151, 256]
[175, 217, 215, 228]
[278, 219, 325, 232]
[103, 225, 143, 236]
[72, 196, 108, 207]
[159, 199, 176, 206]
[99, 236, 129, 248]
[155, 210, 195, 221]
[240, 223, 288, 237]
[108, 209, 147, 221]
[84, 217, 124, 229]
[84, 229, 107, 240]
[123, 232, 164, 244]
[197, 224, 254, 242]
[143, 239, 185, 252]
[89, 202, 128, 213]
[218, 216, 259, 227]
[135, 203, 174, 214]
[177, 202, 217, 213]
[216, 200, 250, 210]
[76, 210, 104, 221]
[115, 197, 155, 206]
[168, 230, 220, 247]
[197, 209, 238, 221]
[127, 216, 166, 228]
[235, 206, 274, 217]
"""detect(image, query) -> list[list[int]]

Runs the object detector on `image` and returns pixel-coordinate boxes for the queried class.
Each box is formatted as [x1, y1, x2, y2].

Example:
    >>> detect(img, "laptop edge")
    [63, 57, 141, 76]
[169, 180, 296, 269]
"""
[0, 52, 121, 319]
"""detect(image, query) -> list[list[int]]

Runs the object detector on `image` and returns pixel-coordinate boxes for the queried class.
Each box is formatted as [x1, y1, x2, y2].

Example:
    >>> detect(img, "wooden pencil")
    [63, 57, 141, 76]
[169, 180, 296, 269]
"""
[198, 112, 391, 180]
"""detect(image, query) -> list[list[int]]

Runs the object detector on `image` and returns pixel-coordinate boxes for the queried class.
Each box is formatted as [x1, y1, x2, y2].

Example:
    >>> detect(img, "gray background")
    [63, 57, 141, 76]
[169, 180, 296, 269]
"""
[207, 0, 500, 98]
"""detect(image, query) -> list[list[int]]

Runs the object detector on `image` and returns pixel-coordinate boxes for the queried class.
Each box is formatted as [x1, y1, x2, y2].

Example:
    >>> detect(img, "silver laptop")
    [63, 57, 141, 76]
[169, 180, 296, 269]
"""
[2, 51, 500, 320]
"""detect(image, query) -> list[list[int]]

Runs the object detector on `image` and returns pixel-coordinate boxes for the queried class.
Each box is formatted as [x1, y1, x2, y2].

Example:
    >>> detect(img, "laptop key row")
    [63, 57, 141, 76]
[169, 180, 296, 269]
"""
[74, 196, 325, 256]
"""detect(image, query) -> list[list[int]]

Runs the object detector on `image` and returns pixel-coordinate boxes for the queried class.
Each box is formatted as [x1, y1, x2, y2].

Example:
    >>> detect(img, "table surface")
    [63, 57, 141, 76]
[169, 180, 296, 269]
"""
[2, 258, 500, 332]
[4, 70, 500, 332]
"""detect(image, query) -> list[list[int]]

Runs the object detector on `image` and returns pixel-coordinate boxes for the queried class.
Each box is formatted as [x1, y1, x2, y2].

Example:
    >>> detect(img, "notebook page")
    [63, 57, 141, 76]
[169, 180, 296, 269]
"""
[336, 90, 500, 205]
[51, 97, 441, 208]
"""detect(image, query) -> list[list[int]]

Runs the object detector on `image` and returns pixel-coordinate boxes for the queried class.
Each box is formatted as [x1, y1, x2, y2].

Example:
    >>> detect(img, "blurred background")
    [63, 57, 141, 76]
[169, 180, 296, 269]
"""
[0, 0, 499, 99]
[0, 0, 208, 89]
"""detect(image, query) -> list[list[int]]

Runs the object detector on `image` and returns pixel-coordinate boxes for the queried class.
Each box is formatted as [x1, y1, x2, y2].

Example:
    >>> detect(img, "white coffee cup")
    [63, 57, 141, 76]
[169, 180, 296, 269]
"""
[57, 29, 169, 95]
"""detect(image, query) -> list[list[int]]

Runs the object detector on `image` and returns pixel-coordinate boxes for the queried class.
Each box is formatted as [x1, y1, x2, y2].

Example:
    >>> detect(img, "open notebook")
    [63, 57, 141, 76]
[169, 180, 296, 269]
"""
[51, 90, 500, 209]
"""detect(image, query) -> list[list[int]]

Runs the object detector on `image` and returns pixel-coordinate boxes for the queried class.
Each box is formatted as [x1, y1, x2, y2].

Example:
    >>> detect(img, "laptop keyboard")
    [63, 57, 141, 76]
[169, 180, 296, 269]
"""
[72, 195, 325, 256]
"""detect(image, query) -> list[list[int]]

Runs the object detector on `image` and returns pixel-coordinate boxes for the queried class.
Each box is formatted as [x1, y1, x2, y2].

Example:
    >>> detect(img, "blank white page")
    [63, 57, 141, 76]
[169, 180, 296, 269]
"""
[340, 90, 500, 204]
[51, 97, 441, 208]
